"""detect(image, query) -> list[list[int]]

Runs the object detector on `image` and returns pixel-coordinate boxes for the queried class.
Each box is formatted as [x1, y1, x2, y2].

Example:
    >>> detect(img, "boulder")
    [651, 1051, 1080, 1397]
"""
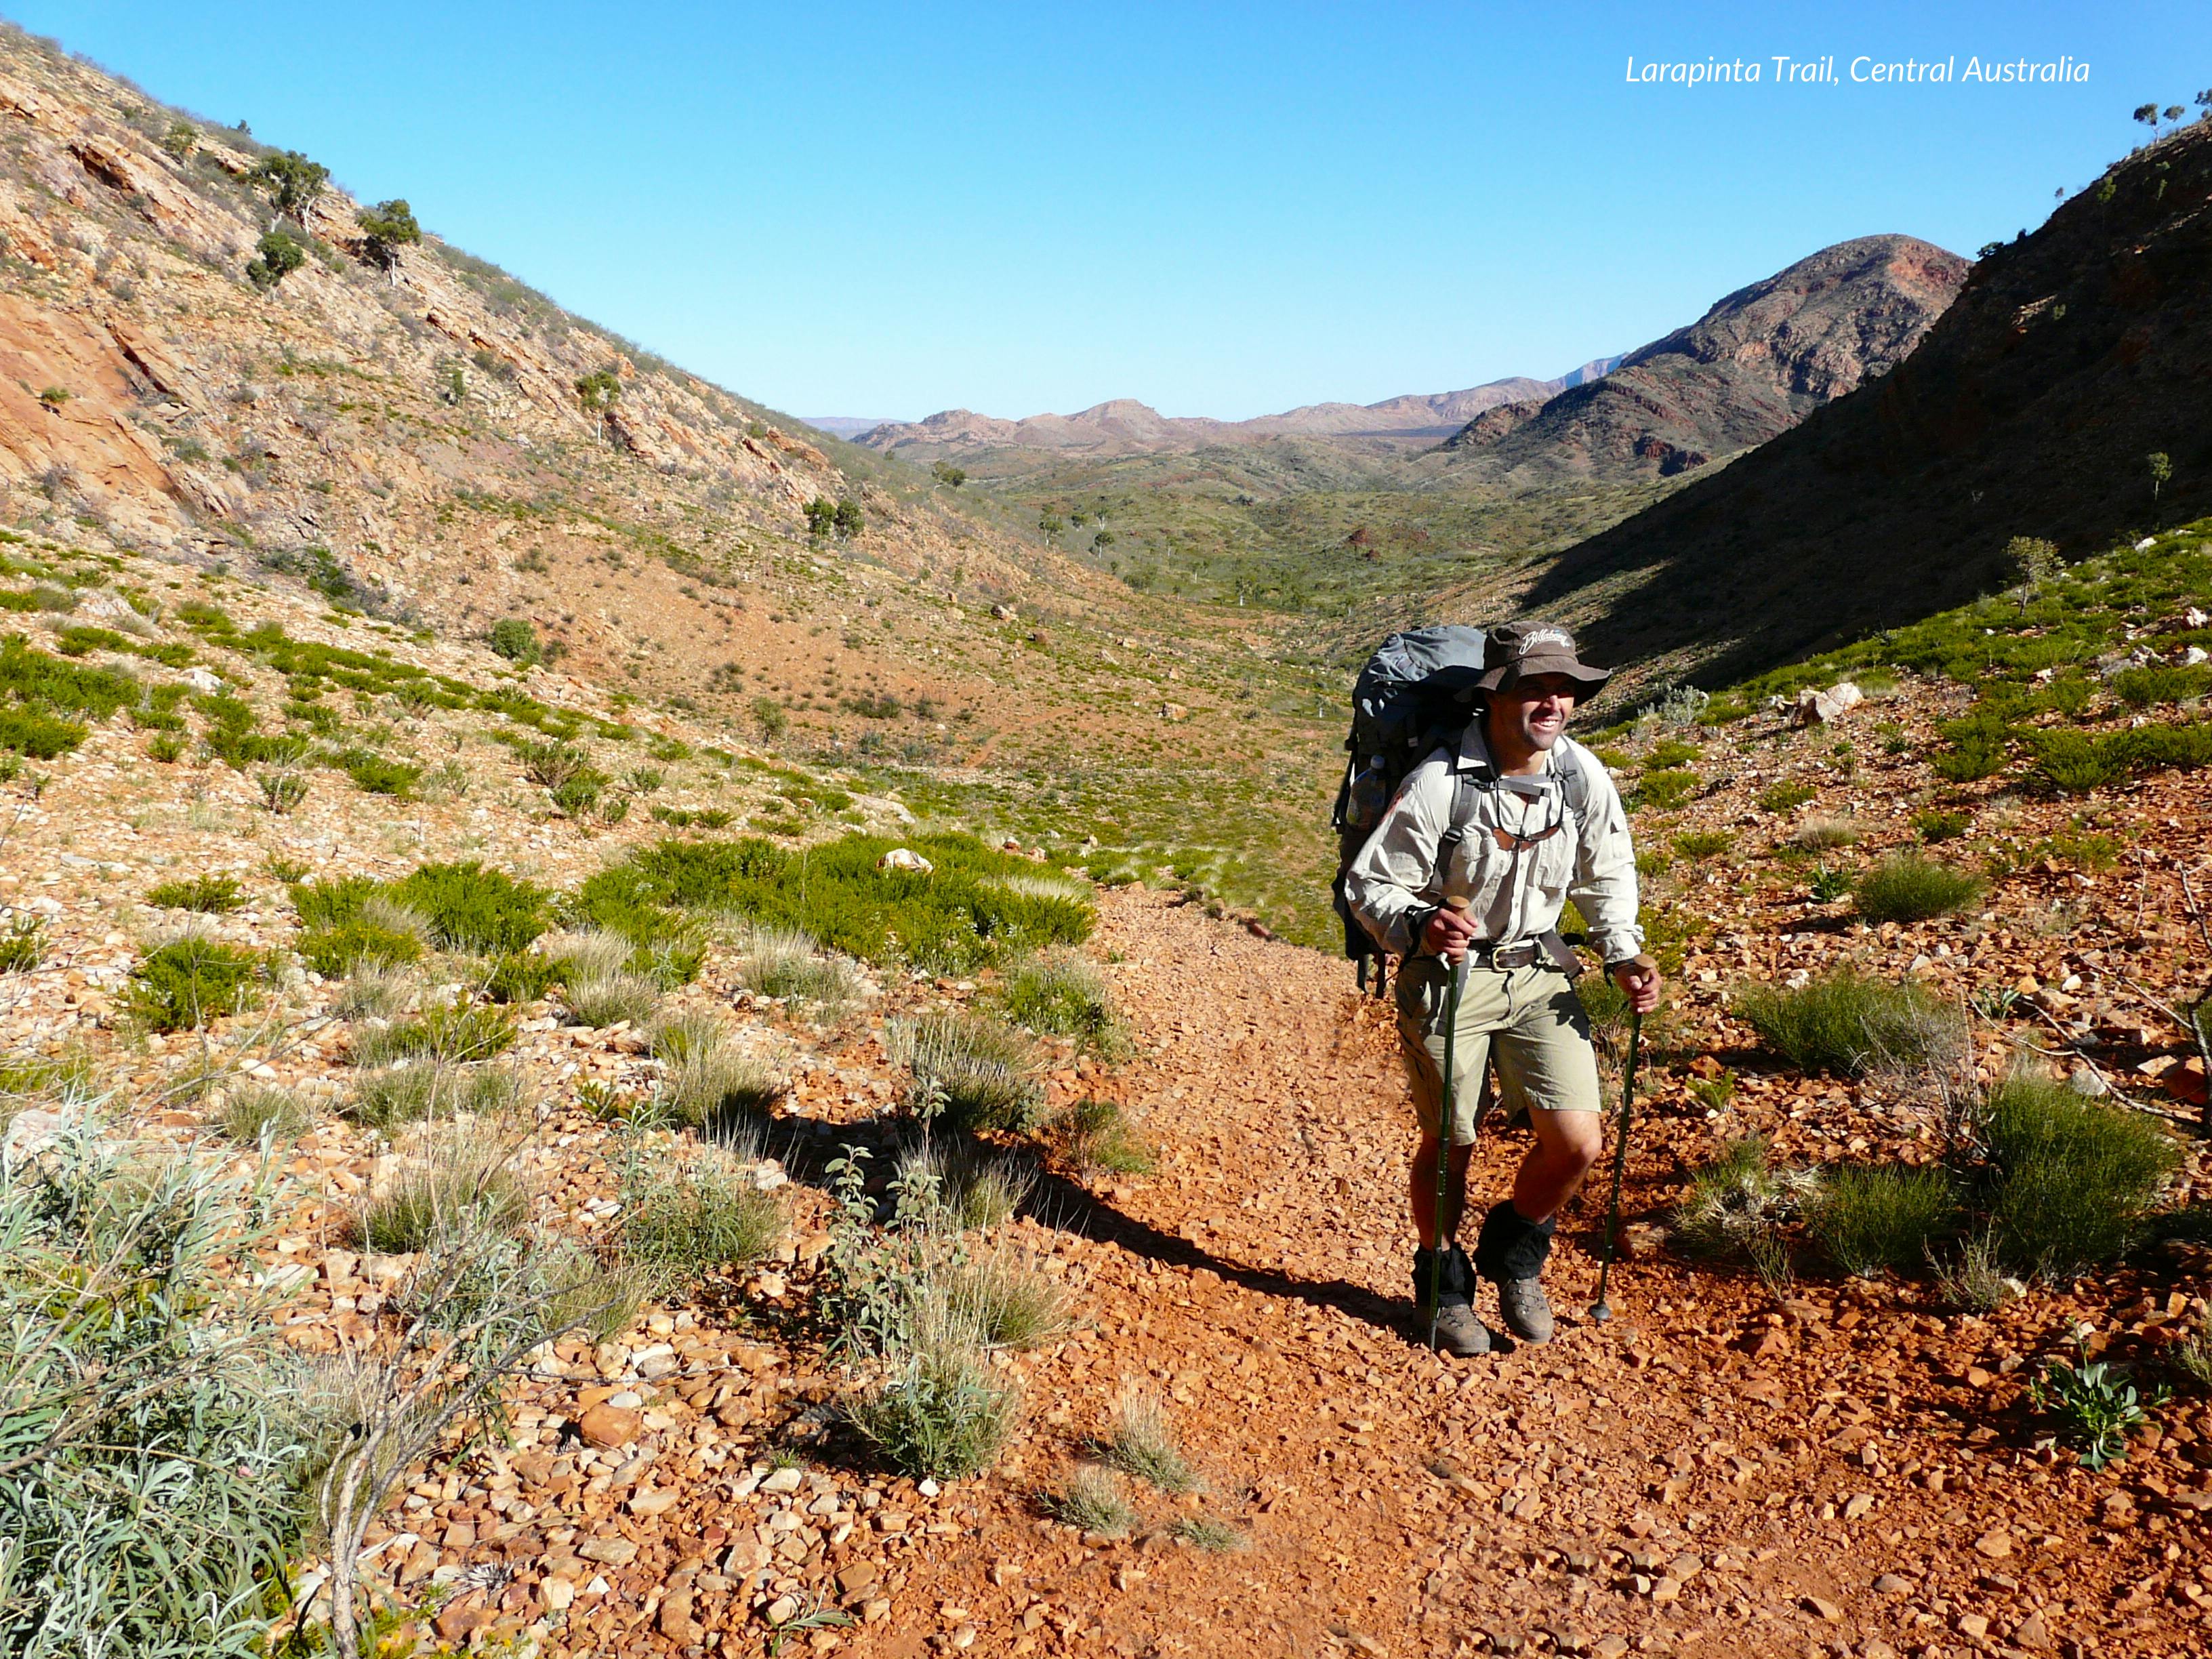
[876, 847, 933, 874]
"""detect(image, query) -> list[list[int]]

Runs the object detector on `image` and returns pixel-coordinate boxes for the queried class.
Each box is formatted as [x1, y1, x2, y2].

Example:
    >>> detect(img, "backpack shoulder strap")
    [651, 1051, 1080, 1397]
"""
[1554, 738, 1594, 834]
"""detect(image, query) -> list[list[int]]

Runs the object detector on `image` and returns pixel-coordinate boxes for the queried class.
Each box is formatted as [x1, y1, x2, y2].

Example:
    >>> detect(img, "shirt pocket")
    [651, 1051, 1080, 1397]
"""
[1532, 823, 1576, 899]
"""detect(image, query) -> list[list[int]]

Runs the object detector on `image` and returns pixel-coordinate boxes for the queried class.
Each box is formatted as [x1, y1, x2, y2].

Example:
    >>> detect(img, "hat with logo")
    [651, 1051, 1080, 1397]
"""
[1475, 621, 1612, 694]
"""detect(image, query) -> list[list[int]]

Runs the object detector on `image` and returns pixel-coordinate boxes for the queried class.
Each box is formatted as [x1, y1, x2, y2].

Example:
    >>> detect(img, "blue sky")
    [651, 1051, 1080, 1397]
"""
[7, 2, 2205, 420]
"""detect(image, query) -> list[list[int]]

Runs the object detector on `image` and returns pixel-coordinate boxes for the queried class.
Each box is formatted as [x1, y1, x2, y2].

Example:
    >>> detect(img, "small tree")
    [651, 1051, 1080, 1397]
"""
[803, 496, 837, 540]
[2148, 451, 2173, 501]
[2197, 88, 2212, 121]
[158, 119, 196, 159]
[247, 150, 328, 229]
[574, 369, 621, 413]
[489, 617, 541, 665]
[245, 228, 307, 291]
[930, 462, 966, 488]
[356, 199, 421, 286]
[2164, 105, 2186, 130]
[1038, 511, 1065, 546]
[2134, 102, 2160, 140]
[2005, 535, 2060, 615]
[833, 498, 863, 539]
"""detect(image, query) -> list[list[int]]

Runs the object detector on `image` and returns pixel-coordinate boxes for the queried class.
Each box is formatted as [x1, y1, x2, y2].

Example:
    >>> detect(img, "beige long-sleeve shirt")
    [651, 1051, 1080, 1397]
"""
[1343, 725, 1643, 964]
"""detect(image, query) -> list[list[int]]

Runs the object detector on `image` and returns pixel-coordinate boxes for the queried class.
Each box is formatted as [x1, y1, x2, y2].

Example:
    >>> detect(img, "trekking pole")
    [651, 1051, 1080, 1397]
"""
[1586, 1010, 1643, 1326]
[1427, 897, 1473, 1351]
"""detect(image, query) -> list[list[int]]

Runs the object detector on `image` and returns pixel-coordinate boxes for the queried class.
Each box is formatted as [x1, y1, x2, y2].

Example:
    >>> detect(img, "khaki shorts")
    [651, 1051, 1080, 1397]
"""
[1394, 956, 1602, 1144]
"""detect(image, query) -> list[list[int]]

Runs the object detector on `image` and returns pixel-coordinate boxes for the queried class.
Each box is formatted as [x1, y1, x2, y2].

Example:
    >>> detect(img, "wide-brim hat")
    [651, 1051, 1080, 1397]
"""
[1475, 621, 1612, 694]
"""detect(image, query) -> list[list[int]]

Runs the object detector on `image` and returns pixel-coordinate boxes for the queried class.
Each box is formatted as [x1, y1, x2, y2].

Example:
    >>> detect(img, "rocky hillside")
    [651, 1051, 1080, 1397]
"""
[1505, 123, 2212, 691]
[856, 375, 1565, 460]
[1441, 235, 1967, 480]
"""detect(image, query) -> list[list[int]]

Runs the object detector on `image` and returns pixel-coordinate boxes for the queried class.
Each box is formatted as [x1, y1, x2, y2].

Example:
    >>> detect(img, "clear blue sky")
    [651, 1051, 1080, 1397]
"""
[6, 1, 2205, 420]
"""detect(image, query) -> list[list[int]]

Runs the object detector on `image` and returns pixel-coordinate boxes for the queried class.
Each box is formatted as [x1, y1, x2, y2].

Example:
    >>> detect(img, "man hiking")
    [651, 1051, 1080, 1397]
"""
[1343, 623, 1661, 1356]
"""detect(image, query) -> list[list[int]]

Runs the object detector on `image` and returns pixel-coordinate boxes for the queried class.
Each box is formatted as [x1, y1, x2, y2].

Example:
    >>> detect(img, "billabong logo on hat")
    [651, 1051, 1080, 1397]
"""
[1515, 627, 1573, 656]
[1475, 620, 1613, 693]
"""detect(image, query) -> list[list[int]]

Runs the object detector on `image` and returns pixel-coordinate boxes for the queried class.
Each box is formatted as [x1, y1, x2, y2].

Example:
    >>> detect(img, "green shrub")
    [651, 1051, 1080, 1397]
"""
[0, 1124, 315, 1653]
[516, 740, 593, 789]
[482, 951, 559, 1004]
[1809, 1163, 1955, 1276]
[1638, 769, 1698, 811]
[1000, 948, 1121, 1052]
[1645, 738, 1700, 769]
[0, 916, 47, 973]
[2029, 730, 2114, 795]
[1931, 710, 2013, 783]
[575, 832, 1092, 975]
[1673, 830, 1733, 861]
[488, 617, 541, 666]
[1732, 970, 1960, 1077]
[1853, 855, 1982, 924]
[2032, 1357, 2159, 1471]
[298, 916, 424, 977]
[388, 861, 549, 953]
[146, 874, 244, 914]
[1048, 1098, 1154, 1176]
[145, 732, 185, 763]
[127, 939, 265, 1031]
[1173, 1515, 1246, 1552]
[335, 749, 419, 796]
[2112, 663, 2211, 707]
[621, 1143, 786, 1277]
[1757, 779, 1816, 813]
[894, 1012, 1044, 1133]
[1914, 809, 1971, 843]
[1979, 1070, 2178, 1277]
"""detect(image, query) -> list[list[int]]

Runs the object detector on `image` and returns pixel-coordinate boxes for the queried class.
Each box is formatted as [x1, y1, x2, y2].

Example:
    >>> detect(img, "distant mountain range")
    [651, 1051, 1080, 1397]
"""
[1443, 235, 1967, 480]
[843, 365, 1620, 458]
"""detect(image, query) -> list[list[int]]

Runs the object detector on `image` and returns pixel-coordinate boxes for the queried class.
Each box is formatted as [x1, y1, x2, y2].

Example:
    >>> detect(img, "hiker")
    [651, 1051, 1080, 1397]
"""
[1342, 623, 1660, 1356]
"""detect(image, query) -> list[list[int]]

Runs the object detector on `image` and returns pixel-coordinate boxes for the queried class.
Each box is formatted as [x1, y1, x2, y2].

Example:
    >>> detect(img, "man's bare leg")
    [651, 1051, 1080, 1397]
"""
[1409, 1131, 1476, 1248]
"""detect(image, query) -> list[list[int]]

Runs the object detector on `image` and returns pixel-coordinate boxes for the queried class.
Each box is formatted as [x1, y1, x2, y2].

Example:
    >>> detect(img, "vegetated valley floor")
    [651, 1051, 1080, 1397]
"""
[5, 531, 2212, 1658]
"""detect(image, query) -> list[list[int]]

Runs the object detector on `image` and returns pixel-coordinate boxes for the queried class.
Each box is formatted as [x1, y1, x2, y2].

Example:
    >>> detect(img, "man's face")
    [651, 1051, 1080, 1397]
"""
[1492, 673, 1578, 752]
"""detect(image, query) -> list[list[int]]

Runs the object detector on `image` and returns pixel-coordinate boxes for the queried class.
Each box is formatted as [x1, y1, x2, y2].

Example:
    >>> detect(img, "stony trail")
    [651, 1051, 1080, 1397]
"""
[844, 887, 2198, 1659]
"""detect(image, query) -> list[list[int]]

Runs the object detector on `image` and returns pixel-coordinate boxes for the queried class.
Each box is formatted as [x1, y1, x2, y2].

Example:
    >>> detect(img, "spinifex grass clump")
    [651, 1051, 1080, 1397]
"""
[933, 1247, 1070, 1350]
[1101, 1391, 1197, 1494]
[847, 1306, 1021, 1481]
[1733, 969, 1961, 1077]
[1978, 1069, 2178, 1277]
[649, 1012, 785, 1130]
[127, 938, 266, 1031]
[358, 1122, 529, 1253]
[351, 999, 516, 1067]
[1047, 1098, 1155, 1176]
[346, 1063, 520, 1132]
[731, 922, 862, 1013]
[1046, 1467, 1136, 1536]
[1672, 1134, 1819, 1283]
[621, 1139, 787, 1279]
[1853, 854, 1982, 924]
[892, 1012, 1044, 1133]
[999, 947, 1122, 1052]
[564, 970, 661, 1029]
[1790, 817, 1862, 851]
[1809, 1162, 1956, 1277]
[216, 1084, 313, 1144]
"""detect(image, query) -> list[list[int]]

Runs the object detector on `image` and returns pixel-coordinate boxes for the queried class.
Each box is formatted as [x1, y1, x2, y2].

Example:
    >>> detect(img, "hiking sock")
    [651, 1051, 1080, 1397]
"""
[1473, 1199, 1555, 1283]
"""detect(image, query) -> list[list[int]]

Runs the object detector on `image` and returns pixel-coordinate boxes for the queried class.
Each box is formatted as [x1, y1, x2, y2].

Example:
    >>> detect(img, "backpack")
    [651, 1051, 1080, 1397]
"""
[1330, 623, 1591, 992]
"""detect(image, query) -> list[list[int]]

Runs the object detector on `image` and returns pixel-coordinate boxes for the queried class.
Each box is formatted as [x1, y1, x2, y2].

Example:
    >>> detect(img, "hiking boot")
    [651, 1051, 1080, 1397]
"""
[1412, 1244, 1491, 1356]
[1418, 1298, 1492, 1357]
[1494, 1275, 1554, 1344]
